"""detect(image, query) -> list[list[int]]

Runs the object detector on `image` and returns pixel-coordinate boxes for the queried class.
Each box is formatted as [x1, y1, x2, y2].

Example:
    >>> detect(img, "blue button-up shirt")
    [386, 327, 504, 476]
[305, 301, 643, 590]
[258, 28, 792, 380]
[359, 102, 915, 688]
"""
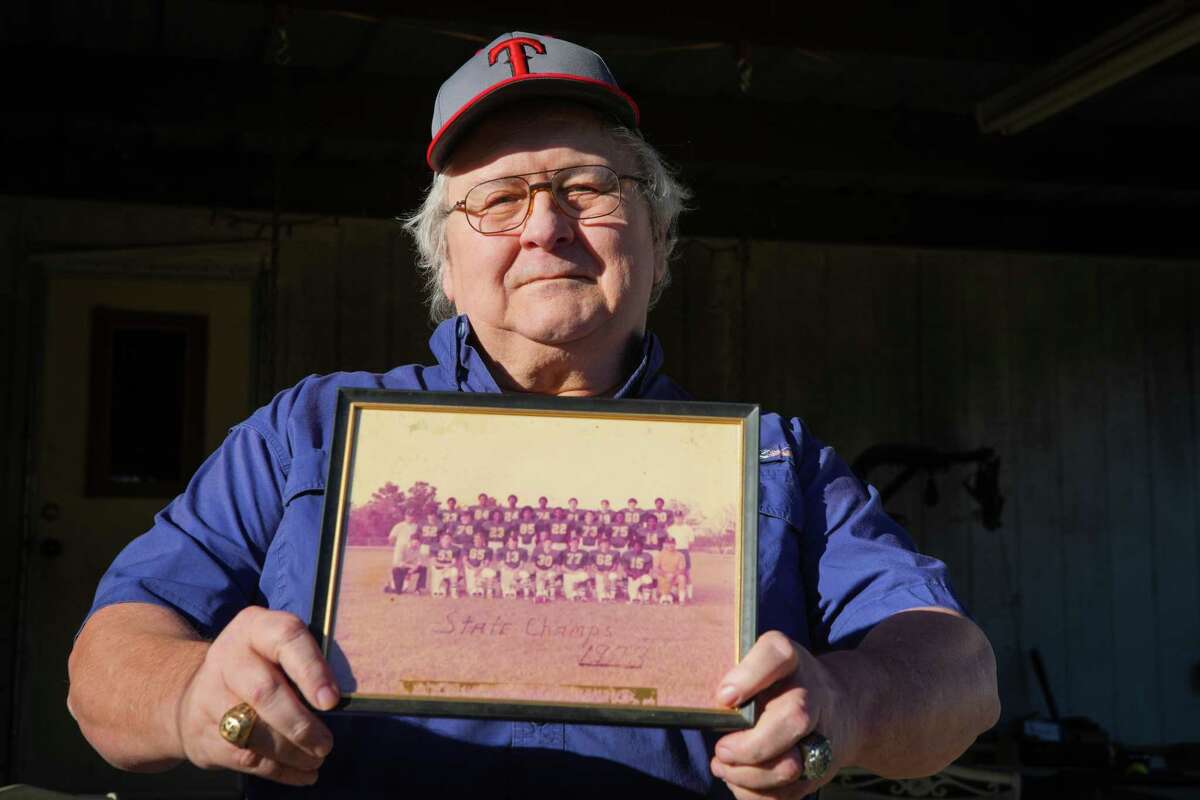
[88, 316, 965, 798]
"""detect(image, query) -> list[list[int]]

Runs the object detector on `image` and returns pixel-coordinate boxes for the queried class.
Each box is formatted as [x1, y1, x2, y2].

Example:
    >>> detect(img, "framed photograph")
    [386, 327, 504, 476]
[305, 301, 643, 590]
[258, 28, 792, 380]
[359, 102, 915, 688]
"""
[310, 389, 759, 729]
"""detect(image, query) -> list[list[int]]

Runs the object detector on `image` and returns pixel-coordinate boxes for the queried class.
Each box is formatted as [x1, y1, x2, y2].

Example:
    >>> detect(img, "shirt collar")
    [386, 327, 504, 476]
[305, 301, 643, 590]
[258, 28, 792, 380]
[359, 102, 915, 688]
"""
[428, 314, 666, 399]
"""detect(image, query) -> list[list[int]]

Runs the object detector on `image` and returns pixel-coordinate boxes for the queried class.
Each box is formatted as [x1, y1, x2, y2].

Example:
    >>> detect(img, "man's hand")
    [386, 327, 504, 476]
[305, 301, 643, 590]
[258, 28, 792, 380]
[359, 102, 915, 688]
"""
[710, 631, 863, 799]
[710, 611, 1000, 798]
[175, 607, 340, 786]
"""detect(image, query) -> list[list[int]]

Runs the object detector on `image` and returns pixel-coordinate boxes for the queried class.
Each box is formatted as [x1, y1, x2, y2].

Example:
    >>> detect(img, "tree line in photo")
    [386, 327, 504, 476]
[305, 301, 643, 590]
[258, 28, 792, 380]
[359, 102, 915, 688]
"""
[350, 484, 731, 605]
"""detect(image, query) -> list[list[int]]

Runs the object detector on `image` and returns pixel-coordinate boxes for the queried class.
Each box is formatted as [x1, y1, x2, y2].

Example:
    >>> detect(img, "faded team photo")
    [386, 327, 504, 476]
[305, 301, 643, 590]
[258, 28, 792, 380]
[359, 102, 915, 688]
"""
[377, 491, 713, 606]
[325, 404, 746, 711]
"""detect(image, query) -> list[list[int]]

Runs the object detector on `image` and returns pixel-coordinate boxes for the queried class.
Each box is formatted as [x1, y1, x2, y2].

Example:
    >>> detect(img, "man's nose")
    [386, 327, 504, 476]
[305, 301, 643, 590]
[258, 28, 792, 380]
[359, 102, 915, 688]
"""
[519, 186, 575, 249]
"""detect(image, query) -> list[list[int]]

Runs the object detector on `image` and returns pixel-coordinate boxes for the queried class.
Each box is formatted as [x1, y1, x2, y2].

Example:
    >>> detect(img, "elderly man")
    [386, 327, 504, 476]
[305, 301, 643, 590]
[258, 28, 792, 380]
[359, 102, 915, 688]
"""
[67, 31, 997, 799]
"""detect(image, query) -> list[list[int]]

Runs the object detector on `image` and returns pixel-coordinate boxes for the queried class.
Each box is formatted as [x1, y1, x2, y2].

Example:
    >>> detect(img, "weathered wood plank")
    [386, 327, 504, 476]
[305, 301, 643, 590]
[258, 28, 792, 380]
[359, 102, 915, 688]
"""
[822, 246, 880, 465]
[1053, 258, 1115, 732]
[387, 227, 437, 369]
[1100, 259, 1161, 744]
[647, 240, 690, 390]
[334, 220, 392, 373]
[675, 238, 743, 401]
[861, 247, 923, 538]
[1005, 254, 1068, 719]
[958, 252, 1025, 722]
[914, 250, 971, 600]
[275, 227, 340, 386]
[741, 241, 830, 424]
[1142, 261, 1200, 742]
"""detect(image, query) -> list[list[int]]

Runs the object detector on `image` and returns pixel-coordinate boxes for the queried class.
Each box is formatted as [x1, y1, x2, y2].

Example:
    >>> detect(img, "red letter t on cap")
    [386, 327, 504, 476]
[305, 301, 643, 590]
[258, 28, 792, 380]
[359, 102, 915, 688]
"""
[488, 36, 546, 77]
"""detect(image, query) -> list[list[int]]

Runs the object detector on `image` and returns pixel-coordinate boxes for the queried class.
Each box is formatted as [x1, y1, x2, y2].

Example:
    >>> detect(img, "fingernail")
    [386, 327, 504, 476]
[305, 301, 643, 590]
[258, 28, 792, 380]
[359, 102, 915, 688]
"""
[716, 745, 734, 762]
[716, 684, 739, 706]
[711, 762, 725, 778]
[317, 685, 339, 709]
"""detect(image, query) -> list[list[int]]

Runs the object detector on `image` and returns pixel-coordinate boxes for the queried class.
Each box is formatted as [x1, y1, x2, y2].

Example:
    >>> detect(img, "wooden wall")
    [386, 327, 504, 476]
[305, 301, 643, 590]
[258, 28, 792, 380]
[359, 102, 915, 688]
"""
[2, 198, 1198, 776]
[659, 239, 1200, 746]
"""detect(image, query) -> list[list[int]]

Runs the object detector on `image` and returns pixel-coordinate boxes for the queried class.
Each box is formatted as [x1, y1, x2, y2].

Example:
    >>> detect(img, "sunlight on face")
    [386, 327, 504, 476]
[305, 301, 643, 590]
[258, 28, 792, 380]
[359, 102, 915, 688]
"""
[441, 104, 657, 352]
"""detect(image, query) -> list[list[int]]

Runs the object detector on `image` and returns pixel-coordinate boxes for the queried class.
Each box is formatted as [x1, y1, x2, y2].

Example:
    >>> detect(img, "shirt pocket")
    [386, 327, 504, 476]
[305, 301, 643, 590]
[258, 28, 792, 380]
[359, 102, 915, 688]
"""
[758, 457, 804, 528]
[283, 448, 328, 505]
[755, 457, 810, 643]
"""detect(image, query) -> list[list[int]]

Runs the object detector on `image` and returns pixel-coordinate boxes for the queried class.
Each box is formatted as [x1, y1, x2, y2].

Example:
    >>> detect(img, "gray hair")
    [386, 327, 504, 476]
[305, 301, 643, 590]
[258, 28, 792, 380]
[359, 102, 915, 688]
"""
[401, 125, 691, 324]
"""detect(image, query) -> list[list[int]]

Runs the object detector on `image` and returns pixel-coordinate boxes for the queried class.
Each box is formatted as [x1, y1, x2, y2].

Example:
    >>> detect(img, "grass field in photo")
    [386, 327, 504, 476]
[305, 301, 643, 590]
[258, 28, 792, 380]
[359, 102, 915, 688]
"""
[331, 547, 738, 710]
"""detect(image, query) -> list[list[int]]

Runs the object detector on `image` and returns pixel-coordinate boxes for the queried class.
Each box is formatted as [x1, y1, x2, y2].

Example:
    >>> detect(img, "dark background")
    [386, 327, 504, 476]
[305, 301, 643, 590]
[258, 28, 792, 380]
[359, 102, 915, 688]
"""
[1, 1, 1198, 797]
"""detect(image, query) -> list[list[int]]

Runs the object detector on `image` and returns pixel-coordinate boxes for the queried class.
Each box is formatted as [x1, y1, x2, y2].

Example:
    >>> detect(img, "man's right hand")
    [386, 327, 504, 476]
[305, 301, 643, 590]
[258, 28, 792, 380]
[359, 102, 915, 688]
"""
[175, 607, 339, 786]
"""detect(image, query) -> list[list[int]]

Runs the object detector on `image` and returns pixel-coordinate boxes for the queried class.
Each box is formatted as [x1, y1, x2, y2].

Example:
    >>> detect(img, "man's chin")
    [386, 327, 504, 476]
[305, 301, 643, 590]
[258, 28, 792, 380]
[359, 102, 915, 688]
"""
[507, 306, 613, 348]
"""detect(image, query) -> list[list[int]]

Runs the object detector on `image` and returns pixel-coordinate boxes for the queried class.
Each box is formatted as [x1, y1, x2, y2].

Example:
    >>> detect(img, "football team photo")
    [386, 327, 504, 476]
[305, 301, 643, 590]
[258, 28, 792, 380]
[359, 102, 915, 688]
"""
[314, 393, 757, 725]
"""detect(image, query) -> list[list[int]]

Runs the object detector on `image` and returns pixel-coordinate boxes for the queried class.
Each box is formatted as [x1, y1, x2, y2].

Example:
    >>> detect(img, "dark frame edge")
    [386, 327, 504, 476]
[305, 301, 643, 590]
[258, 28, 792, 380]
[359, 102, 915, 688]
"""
[308, 388, 355, 653]
[739, 405, 760, 728]
[309, 388, 760, 731]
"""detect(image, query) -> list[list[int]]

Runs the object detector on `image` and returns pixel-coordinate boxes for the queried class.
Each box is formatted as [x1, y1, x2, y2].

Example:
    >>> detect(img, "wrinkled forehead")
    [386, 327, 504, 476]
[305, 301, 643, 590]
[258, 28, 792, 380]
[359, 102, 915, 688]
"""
[442, 101, 632, 183]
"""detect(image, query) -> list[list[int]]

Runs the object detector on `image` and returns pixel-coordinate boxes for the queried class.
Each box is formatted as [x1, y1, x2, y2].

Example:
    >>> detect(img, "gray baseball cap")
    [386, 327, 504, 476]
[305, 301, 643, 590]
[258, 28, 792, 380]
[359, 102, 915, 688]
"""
[426, 31, 640, 171]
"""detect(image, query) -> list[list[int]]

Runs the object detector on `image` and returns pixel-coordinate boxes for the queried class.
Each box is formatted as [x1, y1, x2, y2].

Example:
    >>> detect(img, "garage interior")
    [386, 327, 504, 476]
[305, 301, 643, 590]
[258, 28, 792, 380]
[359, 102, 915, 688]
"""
[1, 2, 1199, 797]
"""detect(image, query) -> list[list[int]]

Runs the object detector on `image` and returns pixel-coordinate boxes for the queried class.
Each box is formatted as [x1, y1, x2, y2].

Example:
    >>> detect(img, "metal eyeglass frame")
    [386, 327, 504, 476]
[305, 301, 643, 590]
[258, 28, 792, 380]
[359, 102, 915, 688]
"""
[449, 164, 648, 235]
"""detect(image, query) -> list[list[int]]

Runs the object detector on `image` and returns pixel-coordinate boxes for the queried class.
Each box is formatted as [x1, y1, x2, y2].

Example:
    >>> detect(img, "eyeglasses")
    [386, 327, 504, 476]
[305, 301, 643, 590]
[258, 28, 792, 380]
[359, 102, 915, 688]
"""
[450, 164, 646, 235]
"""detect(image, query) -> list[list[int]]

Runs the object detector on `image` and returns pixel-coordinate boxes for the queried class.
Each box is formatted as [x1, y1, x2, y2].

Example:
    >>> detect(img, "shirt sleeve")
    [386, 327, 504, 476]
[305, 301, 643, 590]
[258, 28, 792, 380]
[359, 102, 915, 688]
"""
[85, 424, 287, 639]
[787, 417, 968, 651]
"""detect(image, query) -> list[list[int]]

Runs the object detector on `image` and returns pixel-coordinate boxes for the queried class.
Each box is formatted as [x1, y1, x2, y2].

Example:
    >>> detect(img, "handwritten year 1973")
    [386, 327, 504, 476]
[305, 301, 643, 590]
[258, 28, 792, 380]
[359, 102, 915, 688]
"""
[577, 642, 648, 669]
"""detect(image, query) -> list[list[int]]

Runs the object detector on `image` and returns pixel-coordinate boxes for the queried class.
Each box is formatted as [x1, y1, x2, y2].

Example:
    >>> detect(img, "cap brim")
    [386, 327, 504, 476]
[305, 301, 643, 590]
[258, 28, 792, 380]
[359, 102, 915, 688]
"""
[426, 73, 640, 171]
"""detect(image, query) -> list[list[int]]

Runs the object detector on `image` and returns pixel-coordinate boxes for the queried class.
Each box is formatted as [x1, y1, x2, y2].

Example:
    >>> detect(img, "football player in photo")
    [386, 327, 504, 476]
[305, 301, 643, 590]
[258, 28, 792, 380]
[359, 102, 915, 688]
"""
[608, 519, 631, 553]
[565, 497, 581, 523]
[471, 492, 492, 522]
[623, 497, 642, 528]
[534, 495, 552, 521]
[499, 533, 531, 599]
[453, 509, 476, 550]
[622, 539, 654, 604]
[590, 536, 620, 602]
[531, 538, 561, 603]
[652, 497, 671, 526]
[430, 532, 460, 598]
[579, 510, 601, 551]
[548, 507, 570, 551]
[419, 511, 441, 557]
[464, 531, 497, 598]
[485, 508, 508, 554]
[654, 537, 688, 605]
[516, 506, 539, 548]
[560, 536, 592, 601]
[439, 497, 459, 526]
[597, 498, 615, 527]
[502, 494, 521, 524]
[639, 514, 663, 554]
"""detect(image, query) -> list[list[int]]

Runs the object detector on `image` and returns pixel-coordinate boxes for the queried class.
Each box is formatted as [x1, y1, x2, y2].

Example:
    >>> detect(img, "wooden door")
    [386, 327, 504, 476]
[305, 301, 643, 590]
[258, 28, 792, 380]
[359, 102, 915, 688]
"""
[15, 249, 261, 796]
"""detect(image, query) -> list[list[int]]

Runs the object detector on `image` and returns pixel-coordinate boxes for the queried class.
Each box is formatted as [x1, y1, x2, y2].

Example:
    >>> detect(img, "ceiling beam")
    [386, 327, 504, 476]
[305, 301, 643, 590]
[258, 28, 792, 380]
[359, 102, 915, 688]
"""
[201, 0, 1156, 65]
[6, 47, 1198, 198]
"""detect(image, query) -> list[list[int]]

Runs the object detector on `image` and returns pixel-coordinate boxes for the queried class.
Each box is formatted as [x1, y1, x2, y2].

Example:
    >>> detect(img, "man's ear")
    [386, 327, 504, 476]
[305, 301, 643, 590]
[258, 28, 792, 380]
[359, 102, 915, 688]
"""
[441, 257, 456, 305]
[652, 254, 667, 287]
[651, 219, 671, 286]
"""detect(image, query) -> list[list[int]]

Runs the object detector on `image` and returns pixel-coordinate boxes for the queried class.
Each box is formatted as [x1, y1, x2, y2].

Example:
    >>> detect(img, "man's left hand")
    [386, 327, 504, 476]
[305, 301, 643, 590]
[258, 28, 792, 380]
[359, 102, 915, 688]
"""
[711, 631, 862, 799]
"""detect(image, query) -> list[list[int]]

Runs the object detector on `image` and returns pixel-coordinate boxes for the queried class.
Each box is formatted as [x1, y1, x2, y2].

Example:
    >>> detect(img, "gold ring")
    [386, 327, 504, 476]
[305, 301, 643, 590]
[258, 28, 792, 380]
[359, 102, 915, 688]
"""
[218, 702, 258, 748]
